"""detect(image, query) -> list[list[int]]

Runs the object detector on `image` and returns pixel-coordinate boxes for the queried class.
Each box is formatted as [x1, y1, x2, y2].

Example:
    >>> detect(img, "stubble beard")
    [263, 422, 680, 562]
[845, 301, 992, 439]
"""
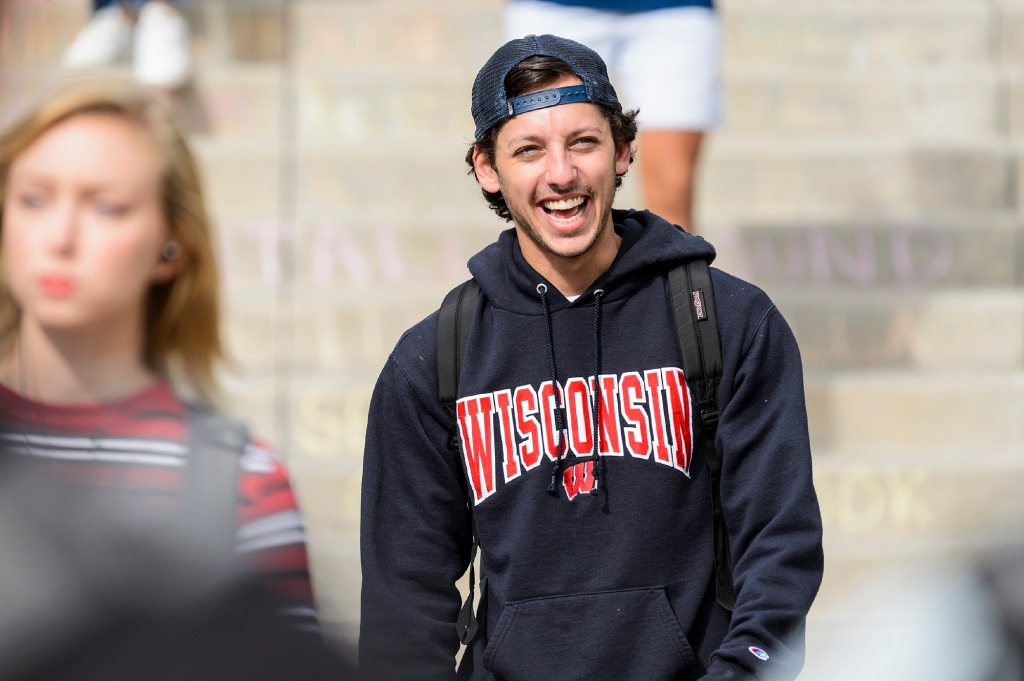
[502, 179, 617, 263]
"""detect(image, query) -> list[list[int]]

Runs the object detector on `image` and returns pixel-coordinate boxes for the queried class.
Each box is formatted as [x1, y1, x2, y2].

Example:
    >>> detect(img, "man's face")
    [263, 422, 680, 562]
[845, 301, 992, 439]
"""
[473, 75, 630, 276]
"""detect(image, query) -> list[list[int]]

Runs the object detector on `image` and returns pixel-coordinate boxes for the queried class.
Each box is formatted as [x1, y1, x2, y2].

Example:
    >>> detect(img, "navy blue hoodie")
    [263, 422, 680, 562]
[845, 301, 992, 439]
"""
[360, 210, 823, 681]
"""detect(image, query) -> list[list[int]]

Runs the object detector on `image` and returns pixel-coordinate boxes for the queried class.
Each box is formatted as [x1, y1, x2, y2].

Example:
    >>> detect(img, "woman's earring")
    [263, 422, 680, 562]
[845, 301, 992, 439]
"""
[160, 241, 182, 262]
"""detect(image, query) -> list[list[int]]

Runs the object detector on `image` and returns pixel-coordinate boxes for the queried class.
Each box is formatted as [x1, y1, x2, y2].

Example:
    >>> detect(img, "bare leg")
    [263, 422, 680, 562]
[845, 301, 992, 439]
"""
[637, 129, 704, 234]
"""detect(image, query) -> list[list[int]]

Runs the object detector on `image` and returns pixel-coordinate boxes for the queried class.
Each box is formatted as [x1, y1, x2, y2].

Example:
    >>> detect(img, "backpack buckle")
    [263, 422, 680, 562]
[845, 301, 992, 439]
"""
[699, 405, 719, 431]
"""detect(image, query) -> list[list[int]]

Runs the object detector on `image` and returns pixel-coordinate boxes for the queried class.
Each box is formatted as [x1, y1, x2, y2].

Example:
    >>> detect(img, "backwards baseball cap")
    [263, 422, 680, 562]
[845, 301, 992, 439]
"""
[471, 34, 622, 140]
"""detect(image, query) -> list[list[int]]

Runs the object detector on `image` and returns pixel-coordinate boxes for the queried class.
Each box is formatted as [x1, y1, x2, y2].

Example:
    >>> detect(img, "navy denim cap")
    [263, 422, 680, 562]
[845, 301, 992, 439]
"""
[471, 34, 622, 140]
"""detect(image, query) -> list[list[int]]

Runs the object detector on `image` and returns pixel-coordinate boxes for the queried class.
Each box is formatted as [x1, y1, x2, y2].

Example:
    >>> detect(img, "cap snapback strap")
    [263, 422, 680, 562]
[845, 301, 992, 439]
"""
[507, 85, 591, 116]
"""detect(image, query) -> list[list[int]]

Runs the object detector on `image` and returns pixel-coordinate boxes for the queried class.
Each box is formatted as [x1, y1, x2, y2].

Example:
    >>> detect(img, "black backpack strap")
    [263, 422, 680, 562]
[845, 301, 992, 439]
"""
[667, 260, 736, 611]
[185, 406, 248, 562]
[438, 279, 480, 423]
[436, 279, 486, 644]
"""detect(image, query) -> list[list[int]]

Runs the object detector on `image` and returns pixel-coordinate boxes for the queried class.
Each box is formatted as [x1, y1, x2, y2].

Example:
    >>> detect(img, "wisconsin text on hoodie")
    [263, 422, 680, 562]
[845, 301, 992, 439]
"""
[458, 366, 698, 504]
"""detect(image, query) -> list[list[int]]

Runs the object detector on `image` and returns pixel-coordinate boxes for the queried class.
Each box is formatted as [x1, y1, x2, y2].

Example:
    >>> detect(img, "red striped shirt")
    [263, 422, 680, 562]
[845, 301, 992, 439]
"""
[0, 381, 318, 631]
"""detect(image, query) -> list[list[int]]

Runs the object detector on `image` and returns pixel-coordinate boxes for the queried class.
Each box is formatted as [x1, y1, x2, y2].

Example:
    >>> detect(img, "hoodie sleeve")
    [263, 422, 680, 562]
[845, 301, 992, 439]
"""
[359, 346, 473, 681]
[702, 301, 824, 681]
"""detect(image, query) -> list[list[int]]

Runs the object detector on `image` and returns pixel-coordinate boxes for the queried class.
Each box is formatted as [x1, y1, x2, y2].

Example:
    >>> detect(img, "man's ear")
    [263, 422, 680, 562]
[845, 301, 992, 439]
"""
[472, 147, 501, 194]
[614, 140, 631, 176]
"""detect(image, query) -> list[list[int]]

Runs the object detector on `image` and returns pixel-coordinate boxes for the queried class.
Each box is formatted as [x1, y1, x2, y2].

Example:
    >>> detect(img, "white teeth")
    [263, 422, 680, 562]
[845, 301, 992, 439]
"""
[543, 196, 585, 211]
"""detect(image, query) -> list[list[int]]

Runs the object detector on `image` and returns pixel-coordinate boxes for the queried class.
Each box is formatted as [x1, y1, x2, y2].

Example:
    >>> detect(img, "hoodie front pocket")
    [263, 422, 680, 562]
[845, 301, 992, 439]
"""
[482, 587, 698, 681]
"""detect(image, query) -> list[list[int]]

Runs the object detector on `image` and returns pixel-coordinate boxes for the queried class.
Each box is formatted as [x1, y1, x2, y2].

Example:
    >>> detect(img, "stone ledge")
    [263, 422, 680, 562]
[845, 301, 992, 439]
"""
[805, 369, 1024, 453]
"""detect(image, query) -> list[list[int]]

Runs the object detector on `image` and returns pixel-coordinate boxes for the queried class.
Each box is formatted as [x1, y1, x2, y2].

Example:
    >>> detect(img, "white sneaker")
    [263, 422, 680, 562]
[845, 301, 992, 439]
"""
[62, 5, 133, 69]
[133, 2, 192, 90]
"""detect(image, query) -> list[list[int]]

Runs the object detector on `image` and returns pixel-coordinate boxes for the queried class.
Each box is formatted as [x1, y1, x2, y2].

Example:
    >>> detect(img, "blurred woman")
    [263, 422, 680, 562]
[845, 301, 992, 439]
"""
[0, 81, 317, 634]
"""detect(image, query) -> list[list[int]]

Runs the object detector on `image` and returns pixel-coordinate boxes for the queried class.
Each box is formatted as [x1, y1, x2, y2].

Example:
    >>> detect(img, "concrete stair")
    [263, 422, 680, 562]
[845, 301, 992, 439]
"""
[2, 0, 1023, 670]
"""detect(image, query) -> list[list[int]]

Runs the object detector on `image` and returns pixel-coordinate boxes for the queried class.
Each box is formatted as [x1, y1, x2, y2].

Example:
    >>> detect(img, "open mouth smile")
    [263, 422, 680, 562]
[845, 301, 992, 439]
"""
[541, 196, 588, 224]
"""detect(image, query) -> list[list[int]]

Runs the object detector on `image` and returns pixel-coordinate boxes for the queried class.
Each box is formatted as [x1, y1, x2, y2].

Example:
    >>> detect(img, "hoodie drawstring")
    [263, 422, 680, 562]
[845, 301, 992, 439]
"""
[537, 284, 565, 494]
[537, 284, 606, 497]
[590, 289, 604, 495]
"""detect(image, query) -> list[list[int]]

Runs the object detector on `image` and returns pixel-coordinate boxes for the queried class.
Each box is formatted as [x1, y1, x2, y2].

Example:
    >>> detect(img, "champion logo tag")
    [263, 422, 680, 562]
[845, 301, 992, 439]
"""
[692, 289, 706, 321]
[748, 647, 770, 662]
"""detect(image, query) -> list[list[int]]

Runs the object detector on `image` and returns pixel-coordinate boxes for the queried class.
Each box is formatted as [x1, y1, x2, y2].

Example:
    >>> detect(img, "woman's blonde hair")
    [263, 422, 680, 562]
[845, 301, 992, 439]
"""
[0, 80, 223, 401]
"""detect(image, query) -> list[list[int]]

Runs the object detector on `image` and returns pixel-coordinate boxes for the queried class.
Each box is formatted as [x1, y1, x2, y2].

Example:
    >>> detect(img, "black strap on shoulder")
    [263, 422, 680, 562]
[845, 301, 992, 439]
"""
[438, 279, 480, 423]
[436, 278, 486, 644]
[667, 260, 736, 612]
[185, 406, 248, 562]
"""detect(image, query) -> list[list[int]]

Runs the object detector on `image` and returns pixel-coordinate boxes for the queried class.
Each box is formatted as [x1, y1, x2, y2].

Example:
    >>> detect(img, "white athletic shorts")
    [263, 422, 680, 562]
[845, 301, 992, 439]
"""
[505, 0, 724, 131]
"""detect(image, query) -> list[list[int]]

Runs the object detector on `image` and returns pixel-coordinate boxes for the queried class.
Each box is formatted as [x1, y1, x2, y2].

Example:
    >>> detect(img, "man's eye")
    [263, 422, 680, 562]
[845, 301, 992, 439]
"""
[513, 146, 540, 157]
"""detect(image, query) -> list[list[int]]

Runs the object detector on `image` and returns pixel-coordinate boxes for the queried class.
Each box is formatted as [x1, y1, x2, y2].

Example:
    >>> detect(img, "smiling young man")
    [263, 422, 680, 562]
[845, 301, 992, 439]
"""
[472, 69, 627, 297]
[359, 35, 823, 681]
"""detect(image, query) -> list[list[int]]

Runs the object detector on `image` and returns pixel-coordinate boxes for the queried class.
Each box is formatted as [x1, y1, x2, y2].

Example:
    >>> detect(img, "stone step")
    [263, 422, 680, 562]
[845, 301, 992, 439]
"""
[723, 66, 1020, 139]
[212, 211, 490, 293]
[722, 2, 1018, 69]
[814, 449, 1024, 554]
[778, 289, 1024, 372]
[700, 138, 1021, 222]
[704, 219, 1022, 289]
[805, 369, 1024, 454]
[287, 0, 502, 73]
[219, 370, 375, 465]
[190, 140, 486, 221]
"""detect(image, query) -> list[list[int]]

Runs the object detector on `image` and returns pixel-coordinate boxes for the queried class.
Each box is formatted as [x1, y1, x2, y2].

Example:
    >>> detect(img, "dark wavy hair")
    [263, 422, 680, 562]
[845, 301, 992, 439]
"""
[465, 55, 639, 222]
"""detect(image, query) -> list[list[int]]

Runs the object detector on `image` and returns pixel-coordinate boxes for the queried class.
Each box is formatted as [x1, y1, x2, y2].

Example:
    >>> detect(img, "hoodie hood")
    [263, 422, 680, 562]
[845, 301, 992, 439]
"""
[467, 209, 716, 314]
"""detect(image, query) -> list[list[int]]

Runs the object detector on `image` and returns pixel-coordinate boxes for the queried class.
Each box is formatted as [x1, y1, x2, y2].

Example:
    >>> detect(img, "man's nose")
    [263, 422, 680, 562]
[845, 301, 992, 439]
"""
[543, 147, 578, 188]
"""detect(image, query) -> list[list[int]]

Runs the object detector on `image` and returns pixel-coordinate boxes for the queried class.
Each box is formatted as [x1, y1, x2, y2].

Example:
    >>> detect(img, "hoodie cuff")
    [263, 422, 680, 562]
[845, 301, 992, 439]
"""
[696, 657, 759, 681]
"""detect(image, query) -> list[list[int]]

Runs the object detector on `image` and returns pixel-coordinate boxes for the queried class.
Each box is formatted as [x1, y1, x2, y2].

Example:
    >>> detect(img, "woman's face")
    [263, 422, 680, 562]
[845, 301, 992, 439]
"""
[1, 113, 175, 338]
